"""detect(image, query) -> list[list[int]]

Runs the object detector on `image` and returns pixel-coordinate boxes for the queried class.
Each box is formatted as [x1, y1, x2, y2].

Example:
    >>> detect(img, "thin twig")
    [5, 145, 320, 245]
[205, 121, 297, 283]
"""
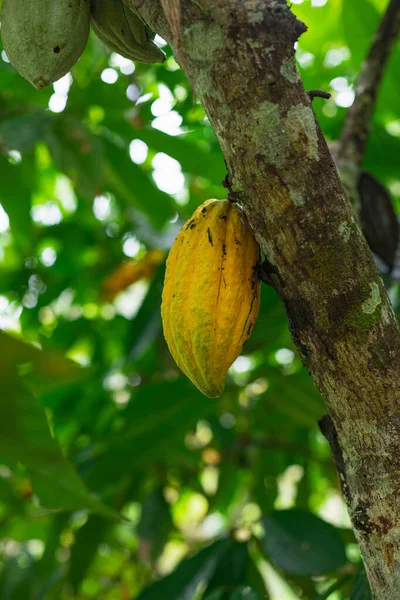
[337, 0, 400, 169]
[307, 89, 331, 101]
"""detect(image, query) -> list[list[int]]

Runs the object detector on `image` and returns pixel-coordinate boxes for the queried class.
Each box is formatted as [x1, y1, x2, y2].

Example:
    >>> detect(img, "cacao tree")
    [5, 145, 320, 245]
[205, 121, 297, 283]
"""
[0, 0, 399, 599]
[129, 2, 400, 597]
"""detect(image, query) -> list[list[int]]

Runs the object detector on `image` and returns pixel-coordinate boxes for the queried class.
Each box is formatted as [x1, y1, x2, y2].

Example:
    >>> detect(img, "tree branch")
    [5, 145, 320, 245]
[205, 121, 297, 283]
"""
[125, 1, 400, 597]
[332, 0, 400, 275]
[307, 89, 331, 101]
[337, 0, 400, 173]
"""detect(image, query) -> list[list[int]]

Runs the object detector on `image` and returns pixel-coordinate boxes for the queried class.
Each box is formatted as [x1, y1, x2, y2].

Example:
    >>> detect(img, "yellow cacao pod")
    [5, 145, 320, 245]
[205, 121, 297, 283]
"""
[90, 0, 165, 64]
[1, 0, 90, 89]
[162, 199, 261, 398]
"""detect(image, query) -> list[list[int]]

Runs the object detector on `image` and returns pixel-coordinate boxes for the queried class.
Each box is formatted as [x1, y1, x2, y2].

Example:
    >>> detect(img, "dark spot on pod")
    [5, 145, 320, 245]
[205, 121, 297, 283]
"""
[189, 222, 196, 229]
[234, 238, 241, 245]
[185, 218, 196, 230]
[219, 214, 227, 220]
[202, 207, 207, 214]
[207, 228, 213, 246]
[251, 280, 255, 290]
[53, 46, 60, 53]
[222, 243, 227, 255]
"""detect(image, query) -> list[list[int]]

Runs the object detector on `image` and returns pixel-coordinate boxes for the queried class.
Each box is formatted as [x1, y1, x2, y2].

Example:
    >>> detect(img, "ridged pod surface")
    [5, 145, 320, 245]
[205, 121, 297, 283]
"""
[90, 0, 165, 64]
[1, 0, 90, 89]
[162, 199, 261, 398]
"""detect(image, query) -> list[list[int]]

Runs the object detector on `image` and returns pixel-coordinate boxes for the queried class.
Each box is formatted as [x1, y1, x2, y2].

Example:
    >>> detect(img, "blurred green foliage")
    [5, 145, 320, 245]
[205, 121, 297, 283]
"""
[0, 0, 399, 598]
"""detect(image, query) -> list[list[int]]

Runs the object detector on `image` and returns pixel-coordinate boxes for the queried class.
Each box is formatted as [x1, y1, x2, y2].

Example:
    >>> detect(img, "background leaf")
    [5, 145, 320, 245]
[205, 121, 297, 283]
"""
[350, 569, 372, 600]
[261, 510, 347, 576]
[137, 540, 229, 600]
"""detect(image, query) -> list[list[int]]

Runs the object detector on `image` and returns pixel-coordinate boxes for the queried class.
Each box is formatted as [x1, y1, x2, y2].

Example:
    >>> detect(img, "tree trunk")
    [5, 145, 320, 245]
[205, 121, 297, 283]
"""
[126, 1, 400, 596]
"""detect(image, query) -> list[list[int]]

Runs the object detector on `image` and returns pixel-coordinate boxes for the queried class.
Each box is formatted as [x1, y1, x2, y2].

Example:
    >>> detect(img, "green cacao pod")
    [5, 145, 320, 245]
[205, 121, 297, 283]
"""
[90, 0, 165, 64]
[1, 0, 90, 89]
[162, 199, 261, 398]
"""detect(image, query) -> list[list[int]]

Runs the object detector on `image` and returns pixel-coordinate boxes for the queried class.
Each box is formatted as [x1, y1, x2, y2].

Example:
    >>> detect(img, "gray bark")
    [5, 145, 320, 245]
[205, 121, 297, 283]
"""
[125, 1, 400, 597]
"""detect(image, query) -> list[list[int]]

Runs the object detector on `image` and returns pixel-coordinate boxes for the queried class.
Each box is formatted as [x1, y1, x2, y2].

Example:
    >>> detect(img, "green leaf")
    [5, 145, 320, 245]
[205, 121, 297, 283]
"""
[104, 119, 226, 186]
[82, 379, 217, 489]
[204, 541, 268, 600]
[69, 516, 108, 590]
[0, 330, 84, 383]
[0, 155, 33, 248]
[35, 514, 69, 599]
[0, 377, 117, 518]
[0, 548, 35, 600]
[102, 136, 175, 228]
[45, 117, 103, 200]
[350, 568, 372, 600]
[206, 588, 263, 600]
[261, 510, 347, 576]
[205, 542, 250, 594]
[291, 0, 342, 57]
[0, 333, 118, 519]
[342, 0, 380, 69]
[211, 465, 250, 515]
[138, 487, 173, 562]
[135, 128, 226, 185]
[364, 126, 400, 180]
[137, 539, 229, 600]
[252, 450, 284, 512]
[312, 574, 353, 600]
[0, 113, 50, 153]
[127, 262, 165, 362]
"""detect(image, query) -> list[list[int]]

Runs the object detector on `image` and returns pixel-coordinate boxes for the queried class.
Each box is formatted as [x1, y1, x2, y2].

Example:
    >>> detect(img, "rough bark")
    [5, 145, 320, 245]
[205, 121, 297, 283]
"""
[125, 1, 400, 597]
